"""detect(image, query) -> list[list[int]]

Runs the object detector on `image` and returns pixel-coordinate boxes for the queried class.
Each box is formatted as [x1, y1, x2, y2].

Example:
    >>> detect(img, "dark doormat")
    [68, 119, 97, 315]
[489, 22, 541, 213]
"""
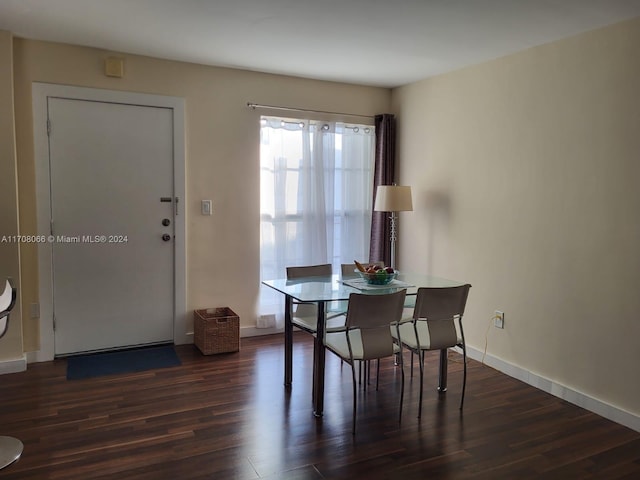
[66, 344, 181, 380]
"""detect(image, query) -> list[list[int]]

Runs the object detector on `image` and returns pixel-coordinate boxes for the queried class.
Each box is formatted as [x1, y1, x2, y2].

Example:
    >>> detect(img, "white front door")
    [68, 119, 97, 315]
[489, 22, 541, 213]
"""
[48, 97, 175, 355]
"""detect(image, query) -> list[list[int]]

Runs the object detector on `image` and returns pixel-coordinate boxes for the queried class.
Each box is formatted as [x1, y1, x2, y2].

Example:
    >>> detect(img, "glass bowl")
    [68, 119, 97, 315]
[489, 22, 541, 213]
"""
[357, 270, 398, 285]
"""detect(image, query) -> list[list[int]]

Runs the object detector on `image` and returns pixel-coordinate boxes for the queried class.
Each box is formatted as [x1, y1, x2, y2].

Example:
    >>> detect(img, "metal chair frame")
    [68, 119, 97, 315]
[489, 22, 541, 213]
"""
[0, 278, 24, 471]
[395, 284, 471, 417]
[324, 290, 407, 434]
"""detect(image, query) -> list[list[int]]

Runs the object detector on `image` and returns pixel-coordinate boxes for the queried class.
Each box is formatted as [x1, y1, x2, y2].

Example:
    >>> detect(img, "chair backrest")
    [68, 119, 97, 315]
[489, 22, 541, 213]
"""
[412, 284, 471, 350]
[286, 264, 332, 317]
[340, 261, 384, 277]
[0, 278, 17, 340]
[345, 290, 406, 360]
[286, 264, 332, 279]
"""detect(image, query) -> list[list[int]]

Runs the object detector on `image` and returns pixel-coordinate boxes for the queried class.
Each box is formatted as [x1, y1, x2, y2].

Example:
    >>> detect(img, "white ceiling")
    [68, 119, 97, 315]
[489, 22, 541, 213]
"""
[1, 0, 639, 88]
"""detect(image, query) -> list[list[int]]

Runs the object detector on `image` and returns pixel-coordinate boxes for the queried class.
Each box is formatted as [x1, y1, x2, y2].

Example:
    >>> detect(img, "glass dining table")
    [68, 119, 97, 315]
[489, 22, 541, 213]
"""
[262, 271, 465, 417]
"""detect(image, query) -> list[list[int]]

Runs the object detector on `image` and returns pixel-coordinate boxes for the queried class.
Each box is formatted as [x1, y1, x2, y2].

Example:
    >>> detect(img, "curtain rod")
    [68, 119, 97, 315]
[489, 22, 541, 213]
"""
[247, 102, 375, 119]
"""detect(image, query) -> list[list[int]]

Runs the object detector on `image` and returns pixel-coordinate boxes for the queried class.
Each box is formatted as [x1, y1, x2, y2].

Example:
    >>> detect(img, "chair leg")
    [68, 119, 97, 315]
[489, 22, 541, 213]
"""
[362, 361, 367, 391]
[410, 350, 414, 378]
[460, 343, 467, 410]
[364, 361, 368, 387]
[399, 351, 405, 424]
[375, 359, 380, 391]
[418, 349, 425, 418]
[351, 362, 357, 435]
[362, 360, 371, 390]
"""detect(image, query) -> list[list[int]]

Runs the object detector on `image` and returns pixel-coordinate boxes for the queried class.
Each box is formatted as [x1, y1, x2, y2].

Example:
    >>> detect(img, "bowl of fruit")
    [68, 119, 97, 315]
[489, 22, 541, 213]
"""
[354, 261, 398, 285]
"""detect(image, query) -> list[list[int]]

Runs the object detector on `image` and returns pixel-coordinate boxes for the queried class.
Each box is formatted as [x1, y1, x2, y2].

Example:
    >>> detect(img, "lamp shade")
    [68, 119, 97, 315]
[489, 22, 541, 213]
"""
[374, 185, 413, 212]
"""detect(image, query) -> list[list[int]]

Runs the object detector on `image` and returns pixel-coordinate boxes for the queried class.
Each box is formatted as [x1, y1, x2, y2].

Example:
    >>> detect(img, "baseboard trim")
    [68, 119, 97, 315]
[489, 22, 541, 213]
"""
[0, 355, 27, 375]
[185, 326, 283, 340]
[465, 345, 640, 433]
[240, 325, 284, 338]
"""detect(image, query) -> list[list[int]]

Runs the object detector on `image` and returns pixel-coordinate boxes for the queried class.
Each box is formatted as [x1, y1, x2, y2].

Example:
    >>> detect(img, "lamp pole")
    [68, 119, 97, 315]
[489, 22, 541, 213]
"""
[389, 211, 398, 270]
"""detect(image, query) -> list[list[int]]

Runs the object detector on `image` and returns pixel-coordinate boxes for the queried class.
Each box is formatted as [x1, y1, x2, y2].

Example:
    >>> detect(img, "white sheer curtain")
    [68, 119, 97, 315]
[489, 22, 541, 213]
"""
[258, 117, 375, 327]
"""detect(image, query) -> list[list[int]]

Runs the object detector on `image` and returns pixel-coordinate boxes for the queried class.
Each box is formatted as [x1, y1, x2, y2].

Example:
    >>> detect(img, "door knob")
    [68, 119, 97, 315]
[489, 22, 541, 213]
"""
[162, 234, 171, 242]
[162, 218, 171, 226]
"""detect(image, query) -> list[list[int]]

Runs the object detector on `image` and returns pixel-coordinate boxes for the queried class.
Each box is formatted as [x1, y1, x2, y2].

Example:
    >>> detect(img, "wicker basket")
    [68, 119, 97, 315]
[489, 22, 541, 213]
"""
[194, 307, 240, 355]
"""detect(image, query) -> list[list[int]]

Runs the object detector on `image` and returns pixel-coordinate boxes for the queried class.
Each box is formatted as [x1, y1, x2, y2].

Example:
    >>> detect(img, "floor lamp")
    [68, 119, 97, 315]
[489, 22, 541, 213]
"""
[374, 185, 413, 270]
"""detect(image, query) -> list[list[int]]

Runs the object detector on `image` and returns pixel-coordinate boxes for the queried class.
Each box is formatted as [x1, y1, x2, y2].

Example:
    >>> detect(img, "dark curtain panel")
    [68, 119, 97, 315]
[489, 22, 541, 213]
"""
[369, 113, 396, 265]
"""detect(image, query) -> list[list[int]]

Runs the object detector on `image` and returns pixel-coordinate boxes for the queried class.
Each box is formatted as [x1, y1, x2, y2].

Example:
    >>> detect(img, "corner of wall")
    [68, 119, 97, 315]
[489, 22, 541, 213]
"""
[0, 29, 25, 362]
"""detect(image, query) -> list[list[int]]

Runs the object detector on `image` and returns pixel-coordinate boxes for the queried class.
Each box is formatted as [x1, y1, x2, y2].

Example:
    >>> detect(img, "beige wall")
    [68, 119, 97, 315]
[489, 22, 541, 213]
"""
[4, 17, 637, 424]
[6, 38, 390, 358]
[0, 31, 23, 361]
[392, 17, 640, 416]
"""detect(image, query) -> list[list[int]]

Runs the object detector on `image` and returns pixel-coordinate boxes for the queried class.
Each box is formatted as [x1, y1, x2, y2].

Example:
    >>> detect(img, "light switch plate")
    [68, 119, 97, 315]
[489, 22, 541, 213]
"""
[201, 200, 212, 215]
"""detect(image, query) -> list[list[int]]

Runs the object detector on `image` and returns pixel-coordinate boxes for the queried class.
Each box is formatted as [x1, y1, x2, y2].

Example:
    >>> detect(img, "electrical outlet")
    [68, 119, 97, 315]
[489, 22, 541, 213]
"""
[494, 310, 504, 329]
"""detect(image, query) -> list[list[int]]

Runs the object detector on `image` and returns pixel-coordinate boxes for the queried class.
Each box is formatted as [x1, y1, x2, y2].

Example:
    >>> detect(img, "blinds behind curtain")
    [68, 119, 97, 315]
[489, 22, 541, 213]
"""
[258, 117, 375, 327]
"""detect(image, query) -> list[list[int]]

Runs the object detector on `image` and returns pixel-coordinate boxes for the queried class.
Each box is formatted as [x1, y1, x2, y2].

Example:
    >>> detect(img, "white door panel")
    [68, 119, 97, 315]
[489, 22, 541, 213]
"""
[49, 98, 175, 355]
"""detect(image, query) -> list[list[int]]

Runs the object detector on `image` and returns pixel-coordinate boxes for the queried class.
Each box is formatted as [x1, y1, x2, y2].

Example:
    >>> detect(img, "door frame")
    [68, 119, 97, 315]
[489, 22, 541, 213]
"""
[31, 83, 187, 361]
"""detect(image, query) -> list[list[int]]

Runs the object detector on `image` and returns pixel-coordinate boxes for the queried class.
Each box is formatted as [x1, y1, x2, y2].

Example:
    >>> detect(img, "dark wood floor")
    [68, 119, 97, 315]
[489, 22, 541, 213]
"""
[1, 333, 638, 479]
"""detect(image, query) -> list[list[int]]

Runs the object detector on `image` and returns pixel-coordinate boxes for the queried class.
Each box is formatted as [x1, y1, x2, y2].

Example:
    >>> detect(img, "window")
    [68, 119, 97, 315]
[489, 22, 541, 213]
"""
[259, 116, 375, 325]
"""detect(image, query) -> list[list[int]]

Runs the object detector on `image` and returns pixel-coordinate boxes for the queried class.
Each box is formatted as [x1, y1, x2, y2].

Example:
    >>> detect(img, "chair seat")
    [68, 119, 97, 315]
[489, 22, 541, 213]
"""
[292, 313, 346, 332]
[292, 301, 346, 332]
[0, 436, 23, 470]
[325, 328, 401, 360]
[393, 321, 462, 350]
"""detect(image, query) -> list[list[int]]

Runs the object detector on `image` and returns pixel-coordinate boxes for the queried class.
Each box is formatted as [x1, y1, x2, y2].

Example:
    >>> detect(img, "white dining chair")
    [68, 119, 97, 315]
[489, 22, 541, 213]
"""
[392, 284, 471, 417]
[324, 289, 407, 434]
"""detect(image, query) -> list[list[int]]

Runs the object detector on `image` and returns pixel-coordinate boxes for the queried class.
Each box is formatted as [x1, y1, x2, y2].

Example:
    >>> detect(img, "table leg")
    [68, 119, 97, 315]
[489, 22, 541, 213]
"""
[312, 301, 326, 417]
[284, 295, 293, 387]
[438, 348, 448, 392]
